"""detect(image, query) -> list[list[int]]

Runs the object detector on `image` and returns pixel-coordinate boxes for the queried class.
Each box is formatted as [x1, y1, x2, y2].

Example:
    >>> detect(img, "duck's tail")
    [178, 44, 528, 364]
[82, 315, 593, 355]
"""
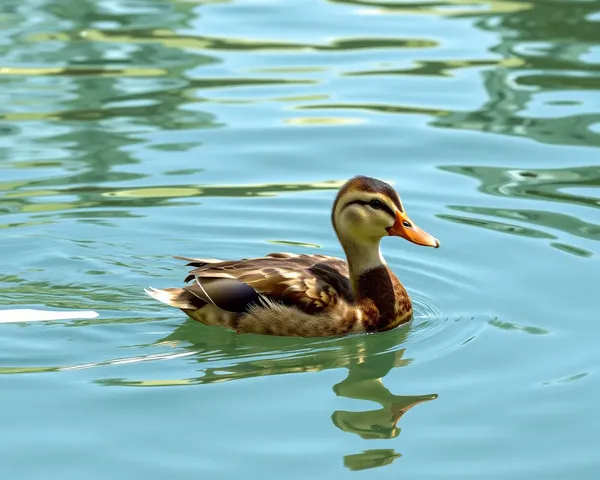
[144, 287, 200, 309]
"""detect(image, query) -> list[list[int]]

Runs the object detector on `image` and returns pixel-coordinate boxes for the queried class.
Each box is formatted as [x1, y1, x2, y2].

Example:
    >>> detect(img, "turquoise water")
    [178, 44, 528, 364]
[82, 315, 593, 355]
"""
[1, 0, 599, 477]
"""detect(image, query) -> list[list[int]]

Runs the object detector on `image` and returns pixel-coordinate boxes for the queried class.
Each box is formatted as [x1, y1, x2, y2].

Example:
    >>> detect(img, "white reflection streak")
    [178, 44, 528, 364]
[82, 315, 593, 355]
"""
[59, 351, 197, 372]
[0, 309, 99, 323]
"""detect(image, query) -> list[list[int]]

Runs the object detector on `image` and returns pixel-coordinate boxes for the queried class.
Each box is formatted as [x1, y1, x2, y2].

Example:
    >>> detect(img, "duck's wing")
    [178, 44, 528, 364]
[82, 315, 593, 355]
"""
[176, 253, 353, 314]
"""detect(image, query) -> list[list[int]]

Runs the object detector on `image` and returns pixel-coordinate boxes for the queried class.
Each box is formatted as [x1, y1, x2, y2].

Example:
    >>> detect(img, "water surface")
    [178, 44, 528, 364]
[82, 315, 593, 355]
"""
[1, 0, 599, 478]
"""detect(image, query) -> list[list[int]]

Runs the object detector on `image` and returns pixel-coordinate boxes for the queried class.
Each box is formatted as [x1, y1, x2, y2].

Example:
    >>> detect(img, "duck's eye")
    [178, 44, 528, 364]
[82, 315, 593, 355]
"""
[402, 220, 412, 228]
[369, 199, 383, 210]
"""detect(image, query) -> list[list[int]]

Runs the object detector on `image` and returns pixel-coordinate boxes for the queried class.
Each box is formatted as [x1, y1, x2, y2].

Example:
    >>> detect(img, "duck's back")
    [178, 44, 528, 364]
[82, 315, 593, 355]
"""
[146, 253, 361, 336]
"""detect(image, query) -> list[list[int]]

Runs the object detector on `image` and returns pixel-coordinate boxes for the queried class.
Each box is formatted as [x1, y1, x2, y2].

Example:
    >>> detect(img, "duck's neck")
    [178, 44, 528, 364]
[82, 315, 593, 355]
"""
[340, 237, 386, 298]
[340, 236, 407, 329]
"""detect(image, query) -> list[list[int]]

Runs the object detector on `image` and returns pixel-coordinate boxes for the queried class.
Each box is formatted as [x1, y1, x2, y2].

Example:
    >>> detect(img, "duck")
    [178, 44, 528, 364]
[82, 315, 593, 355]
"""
[146, 175, 439, 337]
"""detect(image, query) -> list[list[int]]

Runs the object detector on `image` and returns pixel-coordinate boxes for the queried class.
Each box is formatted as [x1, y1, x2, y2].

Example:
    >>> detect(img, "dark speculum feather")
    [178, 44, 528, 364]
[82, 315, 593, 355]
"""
[184, 274, 195, 283]
[186, 277, 264, 313]
[186, 262, 208, 267]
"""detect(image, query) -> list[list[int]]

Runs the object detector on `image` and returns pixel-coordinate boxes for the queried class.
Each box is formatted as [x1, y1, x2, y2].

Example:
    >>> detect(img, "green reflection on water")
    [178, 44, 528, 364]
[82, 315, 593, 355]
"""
[439, 165, 599, 256]
[437, 213, 557, 239]
[448, 205, 600, 242]
[343, 449, 402, 471]
[488, 318, 549, 335]
[346, 57, 524, 77]
[27, 29, 437, 52]
[299, 0, 600, 148]
[441, 165, 600, 210]
[328, 0, 530, 16]
[1, 0, 599, 475]
[0, 317, 438, 470]
[97, 321, 437, 468]
[1, 180, 346, 223]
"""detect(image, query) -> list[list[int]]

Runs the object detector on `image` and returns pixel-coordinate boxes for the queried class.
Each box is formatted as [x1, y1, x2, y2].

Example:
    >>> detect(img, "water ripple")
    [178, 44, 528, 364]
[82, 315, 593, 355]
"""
[1, 0, 599, 476]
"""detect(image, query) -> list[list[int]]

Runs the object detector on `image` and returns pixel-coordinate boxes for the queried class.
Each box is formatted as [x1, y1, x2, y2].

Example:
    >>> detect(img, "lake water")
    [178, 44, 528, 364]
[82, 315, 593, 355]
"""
[1, 0, 599, 478]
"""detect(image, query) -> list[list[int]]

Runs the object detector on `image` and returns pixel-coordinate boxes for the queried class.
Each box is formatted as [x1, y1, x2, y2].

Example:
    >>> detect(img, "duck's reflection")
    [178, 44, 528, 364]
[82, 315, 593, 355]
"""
[332, 358, 437, 441]
[100, 318, 438, 470]
[326, 333, 437, 470]
[343, 449, 402, 471]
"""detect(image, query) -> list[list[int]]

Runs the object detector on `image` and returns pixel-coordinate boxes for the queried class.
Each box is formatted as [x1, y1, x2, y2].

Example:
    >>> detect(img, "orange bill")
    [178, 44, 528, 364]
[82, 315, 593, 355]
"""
[387, 211, 440, 248]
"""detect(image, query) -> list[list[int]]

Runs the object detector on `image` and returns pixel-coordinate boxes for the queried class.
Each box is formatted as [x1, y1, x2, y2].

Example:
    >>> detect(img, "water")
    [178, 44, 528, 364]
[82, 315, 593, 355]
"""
[1, 0, 599, 477]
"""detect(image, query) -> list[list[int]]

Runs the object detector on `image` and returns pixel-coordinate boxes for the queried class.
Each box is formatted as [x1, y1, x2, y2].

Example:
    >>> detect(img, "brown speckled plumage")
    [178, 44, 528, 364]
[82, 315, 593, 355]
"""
[146, 176, 439, 337]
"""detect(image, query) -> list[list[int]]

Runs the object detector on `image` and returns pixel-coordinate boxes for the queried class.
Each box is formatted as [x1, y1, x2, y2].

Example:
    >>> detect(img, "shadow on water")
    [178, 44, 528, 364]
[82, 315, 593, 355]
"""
[93, 320, 438, 471]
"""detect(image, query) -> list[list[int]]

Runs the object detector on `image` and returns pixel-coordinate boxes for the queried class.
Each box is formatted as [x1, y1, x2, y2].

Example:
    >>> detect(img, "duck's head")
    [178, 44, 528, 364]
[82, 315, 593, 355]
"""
[332, 176, 439, 248]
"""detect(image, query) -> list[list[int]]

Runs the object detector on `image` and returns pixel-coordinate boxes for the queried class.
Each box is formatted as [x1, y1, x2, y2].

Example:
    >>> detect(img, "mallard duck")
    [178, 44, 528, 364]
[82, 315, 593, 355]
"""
[146, 176, 439, 336]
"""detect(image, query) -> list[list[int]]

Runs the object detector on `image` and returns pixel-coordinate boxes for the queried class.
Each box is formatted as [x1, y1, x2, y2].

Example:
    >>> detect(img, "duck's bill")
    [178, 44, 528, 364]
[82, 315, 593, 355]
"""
[387, 211, 440, 248]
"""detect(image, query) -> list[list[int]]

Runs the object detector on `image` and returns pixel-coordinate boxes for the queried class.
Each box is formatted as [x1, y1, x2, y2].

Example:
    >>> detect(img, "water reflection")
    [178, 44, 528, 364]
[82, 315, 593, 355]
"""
[330, 350, 436, 441]
[436, 0, 600, 147]
[96, 320, 438, 470]
[0, 317, 438, 469]
[343, 449, 403, 471]
[27, 28, 437, 52]
[0, 0, 220, 202]
[0, 180, 345, 226]
[0, 276, 145, 312]
[1, 0, 596, 475]
[346, 58, 524, 78]
[298, 0, 600, 148]
[328, 0, 530, 16]
[448, 206, 600, 242]
[438, 213, 557, 240]
[439, 165, 599, 256]
[441, 165, 600, 210]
